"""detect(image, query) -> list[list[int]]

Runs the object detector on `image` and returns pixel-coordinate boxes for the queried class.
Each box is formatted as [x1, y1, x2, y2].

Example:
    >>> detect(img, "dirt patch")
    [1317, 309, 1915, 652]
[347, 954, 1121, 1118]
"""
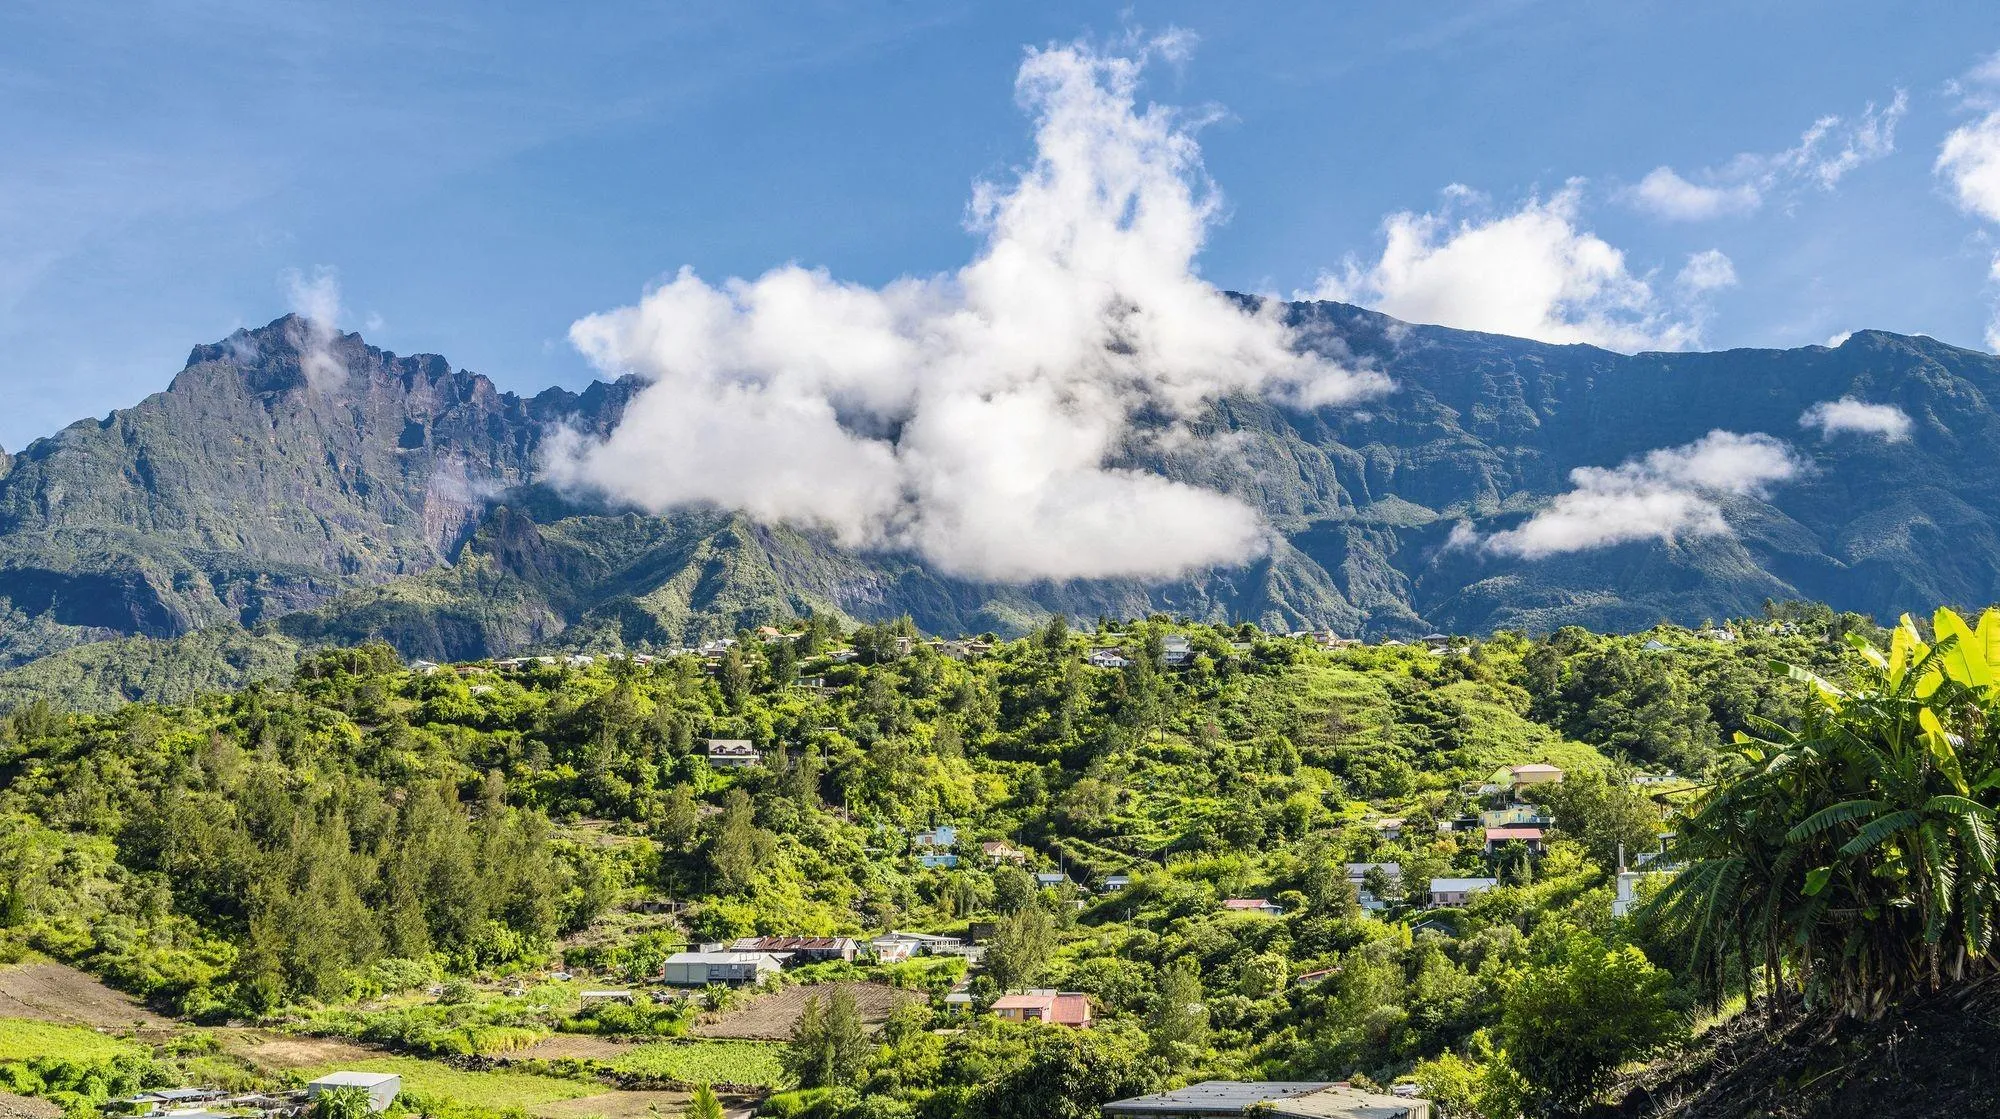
[0, 1092, 60, 1119]
[513, 1033, 642, 1060]
[694, 982, 921, 1041]
[1598, 978, 2000, 1118]
[0, 963, 166, 1028]
[533, 1090, 761, 1119]
[220, 1029, 388, 1072]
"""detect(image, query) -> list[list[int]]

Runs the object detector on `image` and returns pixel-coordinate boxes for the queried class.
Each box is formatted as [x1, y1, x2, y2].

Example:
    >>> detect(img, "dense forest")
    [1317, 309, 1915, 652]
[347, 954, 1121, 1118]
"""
[6, 599, 1977, 1119]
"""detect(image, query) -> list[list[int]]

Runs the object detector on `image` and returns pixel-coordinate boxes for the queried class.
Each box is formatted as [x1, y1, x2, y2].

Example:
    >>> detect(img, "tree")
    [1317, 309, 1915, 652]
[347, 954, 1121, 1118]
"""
[1650, 608, 2000, 1018]
[709, 788, 774, 890]
[1497, 936, 1682, 1114]
[783, 984, 870, 1089]
[1540, 772, 1663, 870]
[986, 903, 1055, 991]
[683, 1084, 725, 1119]
[1147, 957, 1209, 1061]
[975, 1028, 1153, 1119]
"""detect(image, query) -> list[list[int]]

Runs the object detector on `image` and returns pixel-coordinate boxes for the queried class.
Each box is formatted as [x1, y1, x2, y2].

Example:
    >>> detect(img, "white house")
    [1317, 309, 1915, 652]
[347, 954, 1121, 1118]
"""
[663, 951, 788, 986]
[1087, 650, 1132, 669]
[1345, 862, 1402, 910]
[705, 739, 762, 768]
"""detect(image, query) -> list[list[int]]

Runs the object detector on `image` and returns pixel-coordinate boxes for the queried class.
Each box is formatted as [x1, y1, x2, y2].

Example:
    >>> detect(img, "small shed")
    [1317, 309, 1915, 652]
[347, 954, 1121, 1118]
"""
[306, 1072, 401, 1113]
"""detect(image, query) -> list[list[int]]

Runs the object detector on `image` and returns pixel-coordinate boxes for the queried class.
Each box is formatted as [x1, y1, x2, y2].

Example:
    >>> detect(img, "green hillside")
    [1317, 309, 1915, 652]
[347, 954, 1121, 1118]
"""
[0, 607, 1873, 1117]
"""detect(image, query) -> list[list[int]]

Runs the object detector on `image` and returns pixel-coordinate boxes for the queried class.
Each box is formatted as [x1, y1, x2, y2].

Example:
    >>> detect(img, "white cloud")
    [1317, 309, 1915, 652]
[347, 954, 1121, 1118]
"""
[1676, 249, 1738, 294]
[1826, 331, 1852, 347]
[282, 266, 347, 391]
[1630, 168, 1762, 221]
[1937, 60, 2000, 351]
[1625, 91, 1907, 221]
[1799, 396, 1913, 442]
[1937, 110, 2000, 224]
[1303, 183, 1705, 352]
[1480, 430, 1802, 558]
[542, 37, 1388, 584]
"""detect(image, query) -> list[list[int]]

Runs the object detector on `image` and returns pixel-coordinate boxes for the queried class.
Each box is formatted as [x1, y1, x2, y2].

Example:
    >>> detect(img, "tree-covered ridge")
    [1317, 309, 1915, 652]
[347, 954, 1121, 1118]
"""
[0, 608, 1873, 1118]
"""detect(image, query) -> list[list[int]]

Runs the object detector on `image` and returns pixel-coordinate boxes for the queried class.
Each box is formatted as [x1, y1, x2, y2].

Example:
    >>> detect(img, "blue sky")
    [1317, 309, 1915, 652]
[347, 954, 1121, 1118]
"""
[3, 1, 1999, 452]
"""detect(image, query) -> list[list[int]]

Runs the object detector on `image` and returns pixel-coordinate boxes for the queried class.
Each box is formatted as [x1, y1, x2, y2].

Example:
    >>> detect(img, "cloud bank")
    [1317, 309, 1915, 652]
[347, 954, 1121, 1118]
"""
[283, 266, 347, 391]
[542, 38, 1387, 583]
[1627, 91, 1908, 221]
[1481, 431, 1802, 558]
[1799, 396, 1912, 442]
[1304, 184, 1723, 351]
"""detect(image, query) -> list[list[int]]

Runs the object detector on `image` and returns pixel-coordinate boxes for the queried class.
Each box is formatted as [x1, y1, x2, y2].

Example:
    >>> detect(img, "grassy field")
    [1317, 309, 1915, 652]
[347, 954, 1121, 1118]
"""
[0, 1017, 140, 1061]
[301, 1055, 598, 1109]
[610, 1039, 787, 1087]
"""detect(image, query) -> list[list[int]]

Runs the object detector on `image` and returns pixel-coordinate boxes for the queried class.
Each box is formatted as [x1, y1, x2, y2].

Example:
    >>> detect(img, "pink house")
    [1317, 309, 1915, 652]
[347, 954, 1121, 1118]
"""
[1222, 898, 1285, 916]
[1484, 826, 1545, 853]
[991, 990, 1092, 1027]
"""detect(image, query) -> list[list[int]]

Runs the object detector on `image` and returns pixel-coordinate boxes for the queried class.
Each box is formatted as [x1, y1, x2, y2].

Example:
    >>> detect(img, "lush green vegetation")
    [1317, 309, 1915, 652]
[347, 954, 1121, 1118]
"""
[0, 603, 1927, 1117]
[616, 1040, 788, 1087]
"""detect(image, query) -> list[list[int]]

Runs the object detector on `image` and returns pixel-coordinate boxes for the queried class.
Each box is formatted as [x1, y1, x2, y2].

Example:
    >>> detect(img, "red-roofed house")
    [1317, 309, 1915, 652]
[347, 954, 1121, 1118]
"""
[1484, 826, 1545, 853]
[1222, 898, 1285, 916]
[991, 990, 1093, 1028]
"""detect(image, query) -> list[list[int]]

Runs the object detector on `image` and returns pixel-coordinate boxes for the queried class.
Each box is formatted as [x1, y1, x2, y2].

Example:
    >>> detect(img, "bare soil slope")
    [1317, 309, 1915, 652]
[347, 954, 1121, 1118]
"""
[693, 982, 921, 1040]
[1598, 980, 2000, 1118]
[0, 962, 167, 1028]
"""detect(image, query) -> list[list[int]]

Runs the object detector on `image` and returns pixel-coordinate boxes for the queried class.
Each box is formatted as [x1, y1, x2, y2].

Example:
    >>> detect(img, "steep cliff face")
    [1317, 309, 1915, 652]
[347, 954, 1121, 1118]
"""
[0, 316, 637, 665]
[1, 303, 1997, 678]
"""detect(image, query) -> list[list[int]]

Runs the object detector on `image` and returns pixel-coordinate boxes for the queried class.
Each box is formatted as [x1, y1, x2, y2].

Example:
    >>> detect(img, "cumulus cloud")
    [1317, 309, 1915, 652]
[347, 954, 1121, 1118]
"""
[1799, 396, 1913, 442]
[542, 37, 1387, 584]
[1675, 249, 1738, 294]
[283, 266, 347, 391]
[1630, 168, 1762, 221]
[1626, 92, 1907, 222]
[1303, 183, 1712, 352]
[1479, 431, 1802, 558]
[1937, 60, 2000, 349]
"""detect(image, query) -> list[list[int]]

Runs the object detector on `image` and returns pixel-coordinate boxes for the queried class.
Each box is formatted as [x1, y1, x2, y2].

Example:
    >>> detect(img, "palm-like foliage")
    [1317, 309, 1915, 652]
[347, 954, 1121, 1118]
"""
[1646, 608, 2000, 1018]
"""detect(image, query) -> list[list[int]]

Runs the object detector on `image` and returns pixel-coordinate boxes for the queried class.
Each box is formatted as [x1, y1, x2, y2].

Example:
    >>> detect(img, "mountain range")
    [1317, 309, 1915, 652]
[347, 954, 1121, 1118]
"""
[0, 304, 1993, 707]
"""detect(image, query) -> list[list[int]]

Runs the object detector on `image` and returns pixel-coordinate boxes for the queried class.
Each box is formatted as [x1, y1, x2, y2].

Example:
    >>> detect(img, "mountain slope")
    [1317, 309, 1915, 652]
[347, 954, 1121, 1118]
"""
[1, 305, 1997, 692]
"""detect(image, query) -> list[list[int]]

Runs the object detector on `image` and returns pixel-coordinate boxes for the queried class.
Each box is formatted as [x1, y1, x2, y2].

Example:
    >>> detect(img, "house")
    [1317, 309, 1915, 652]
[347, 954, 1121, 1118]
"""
[705, 739, 762, 768]
[1222, 898, 1284, 916]
[1161, 635, 1194, 667]
[1035, 871, 1069, 889]
[1428, 878, 1499, 907]
[991, 989, 1092, 1028]
[729, 936, 860, 963]
[1088, 650, 1133, 669]
[409, 659, 440, 674]
[756, 625, 784, 641]
[1099, 873, 1133, 892]
[1367, 817, 1405, 840]
[1344, 863, 1402, 910]
[1292, 967, 1339, 987]
[565, 653, 595, 667]
[1641, 638, 1673, 654]
[981, 840, 1028, 865]
[1479, 804, 1551, 828]
[307, 1073, 401, 1113]
[871, 930, 966, 958]
[1484, 826, 1545, 853]
[1508, 763, 1564, 786]
[662, 951, 788, 986]
[1100, 1081, 1430, 1119]
[915, 825, 959, 869]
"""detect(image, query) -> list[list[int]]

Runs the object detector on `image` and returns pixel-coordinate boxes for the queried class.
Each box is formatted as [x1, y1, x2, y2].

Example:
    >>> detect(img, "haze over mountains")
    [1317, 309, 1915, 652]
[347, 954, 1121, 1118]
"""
[0, 301, 1989, 708]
